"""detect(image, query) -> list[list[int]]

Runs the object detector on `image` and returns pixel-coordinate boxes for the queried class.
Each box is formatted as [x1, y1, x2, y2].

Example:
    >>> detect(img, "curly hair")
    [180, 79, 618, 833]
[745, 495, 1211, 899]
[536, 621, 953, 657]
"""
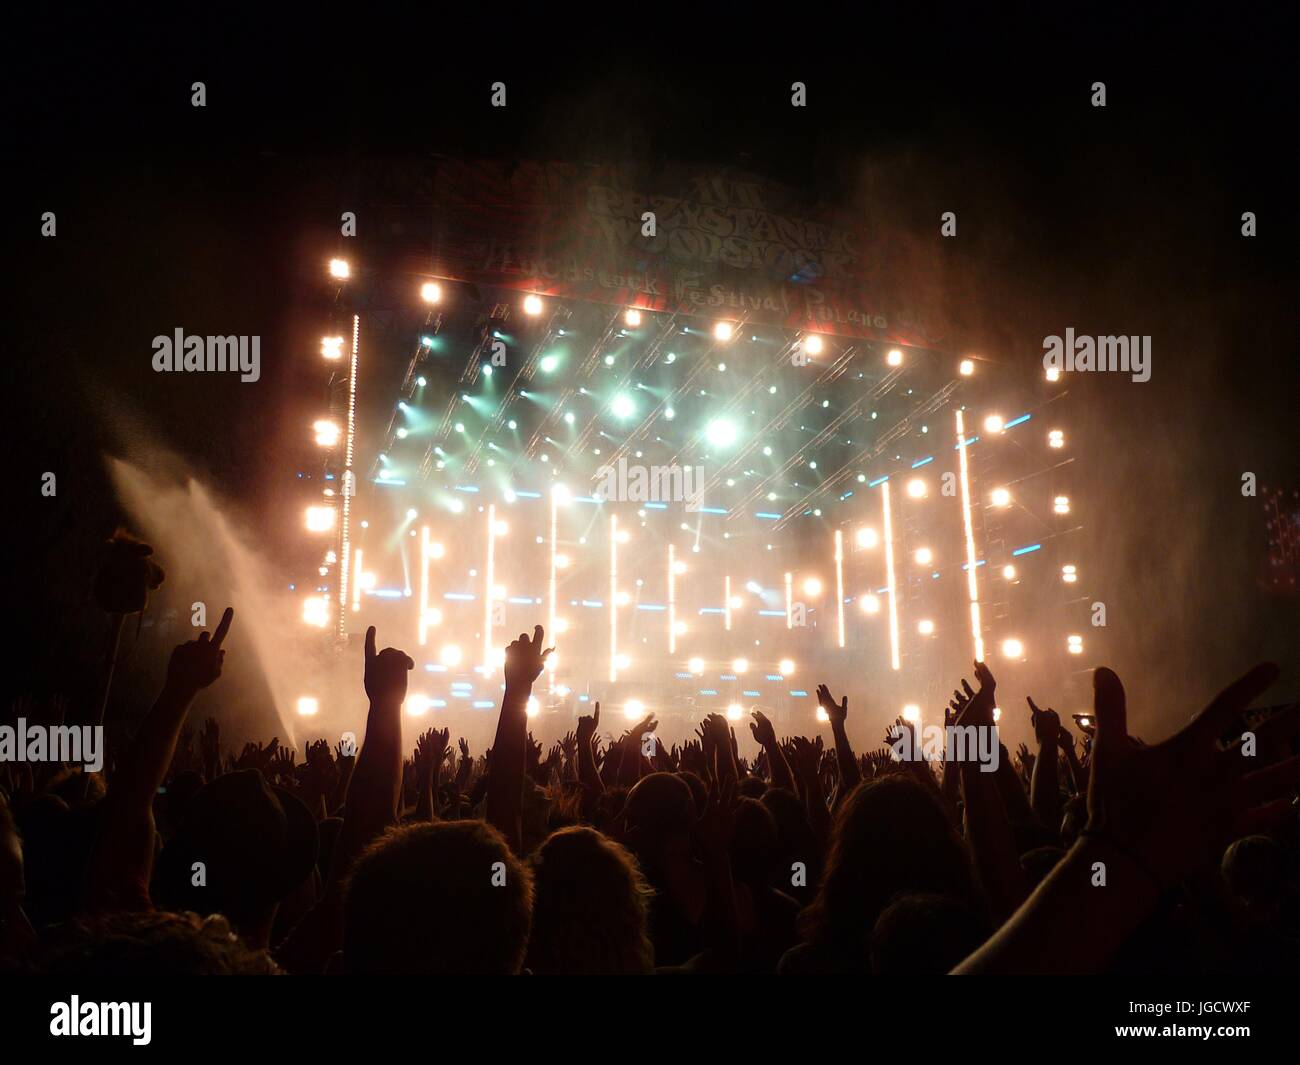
[525, 826, 655, 974]
[37, 910, 280, 975]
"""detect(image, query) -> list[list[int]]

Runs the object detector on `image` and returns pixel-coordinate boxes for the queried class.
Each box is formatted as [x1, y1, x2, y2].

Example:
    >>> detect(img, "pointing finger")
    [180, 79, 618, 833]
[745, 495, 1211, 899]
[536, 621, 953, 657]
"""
[212, 607, 234, 649]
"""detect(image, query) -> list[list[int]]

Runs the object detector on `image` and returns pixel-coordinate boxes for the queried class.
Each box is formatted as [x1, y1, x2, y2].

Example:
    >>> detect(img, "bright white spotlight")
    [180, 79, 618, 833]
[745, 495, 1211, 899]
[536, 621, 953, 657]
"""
[1054, 495, 1071, 515]
[616, 529, 630, 544]
[901, 704, 921, 723]
[1048, 429, 1065, 449]
[302, 596, 329, 628]
[778, 658, 795, 676]
[1067, 634, 1084, 654]
[329, 258, 350, 279]
[886, 348, 903, 367]
[688, 656, 705, 674]
[673, 560, 688, 576]
[611, 394, 636, 419]
[526, 696, 540, 718]
[1046, 366, 1061, 382]
[321, 336, 344, 360]
[296, 696, 319, 716]
[615, 653, 631, 670]
[726, 703, 744, 721]
[314, 419, 340, 447]
[426, 541, 445, 560]
[860, 593, 881, 614]
[305, 506, 335, 532]
[623, 698, 645, 721]
[440, 644, 462, 667]
[1062, 564, 1078, 583]
[959, 358, 975, 376]
[714, 321, 734, 342]
[816, 706, 830, 723]
[493, 520, 509, 536]
[991, 487, 1011, 507]
[984, 414, 1005, 434]
[731, 658, 749, 675]
[552, 483, 571, 505]
[914, 547, 933, 566]
[802, 576, 822, 597]
[523, 294, 544, 316]
[1002, 564, 1017, 580]
[706, 418, 737, 447]
[992, 706, 1002, 722]
[906, 478, 927, 499]
[1001, 637, 1024, 659]
[804, 334, 824, 356]
[917, 619, 935, 635]
[406, 694, 432, 717]
[554, 553, 570, 569]
[420, 281, 442, 304]
[625, 309, 642, 327]
[856, 527, 879, 549]
[360, 571, 377, 591]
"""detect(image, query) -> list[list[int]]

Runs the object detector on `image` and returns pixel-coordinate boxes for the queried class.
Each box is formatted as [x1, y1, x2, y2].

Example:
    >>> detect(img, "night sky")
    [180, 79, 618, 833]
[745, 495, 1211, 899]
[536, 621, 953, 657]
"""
[7, 9, 1298, 730]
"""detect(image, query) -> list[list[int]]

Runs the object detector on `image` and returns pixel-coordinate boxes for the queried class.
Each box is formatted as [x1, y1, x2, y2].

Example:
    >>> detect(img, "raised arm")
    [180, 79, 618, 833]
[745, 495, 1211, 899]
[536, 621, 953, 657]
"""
[87, 607, 233, 912]
[817, 684, 862, 798]
[486, 625, 553, 853]
[749, 709, 795, 792]
[1027, 696, 1063, 835]
[956, 663, 1297, 973]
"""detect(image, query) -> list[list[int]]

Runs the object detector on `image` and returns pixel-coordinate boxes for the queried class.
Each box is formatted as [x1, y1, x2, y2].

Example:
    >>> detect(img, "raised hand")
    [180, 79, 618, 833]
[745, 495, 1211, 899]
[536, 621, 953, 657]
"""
[165, 606, 233, 693]
[627, 712, 658, 740]
[816, 684, 848, 726]
[363, 625, 413, 705]
[269, 746, 297, 783]
[749, 709, 777, 747]
[503, 625, 554, 690]
[1027, 696, 1061, 748]
[576, 702, 600, 747]
[1086, 663, 1300, 885]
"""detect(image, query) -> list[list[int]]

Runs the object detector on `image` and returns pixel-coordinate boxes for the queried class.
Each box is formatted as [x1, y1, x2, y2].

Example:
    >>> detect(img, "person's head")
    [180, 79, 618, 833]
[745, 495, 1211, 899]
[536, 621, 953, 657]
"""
[38, 910, 280, 975]
[737, 776, 767, 800]
[1222, 835, 1290, 913]
[155, 769, 318, 944]
[869, 892, 989, 974]
[343, 820, 533, 974]
[803, 776, 975, 954]
[729, 797, 779, 888]
[676, 771, 708, 816]
[624, 772, 695, 865]
[526, 826, 654, 974]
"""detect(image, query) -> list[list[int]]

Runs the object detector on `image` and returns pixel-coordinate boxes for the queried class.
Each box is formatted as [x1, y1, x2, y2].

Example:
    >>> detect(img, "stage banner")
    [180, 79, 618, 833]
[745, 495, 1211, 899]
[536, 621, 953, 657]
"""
[360, 159, 956, 349]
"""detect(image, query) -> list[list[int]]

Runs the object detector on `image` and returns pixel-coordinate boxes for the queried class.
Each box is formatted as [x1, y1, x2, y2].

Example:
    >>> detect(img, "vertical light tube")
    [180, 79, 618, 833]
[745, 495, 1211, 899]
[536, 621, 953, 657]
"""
[882, 479, 901, 670]
[956, 409, 985, 661]
[336, 313, 360, 637]
[610, 514, 618, 682]
[724, 575, 732, 632]
[834, 529, 845, 649]
[785, 571, 793, 629]
[484, 503, 496, 674]
[418, 528, 430, 645]
[352, 547, 363, 613]
[668, 544, 677, 655]
[548, 492, 558, 693]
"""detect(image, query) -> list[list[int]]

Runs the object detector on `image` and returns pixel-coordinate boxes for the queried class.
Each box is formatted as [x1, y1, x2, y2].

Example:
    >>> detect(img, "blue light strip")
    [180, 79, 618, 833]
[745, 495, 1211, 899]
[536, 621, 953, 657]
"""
[1012, 543, 1043, 556]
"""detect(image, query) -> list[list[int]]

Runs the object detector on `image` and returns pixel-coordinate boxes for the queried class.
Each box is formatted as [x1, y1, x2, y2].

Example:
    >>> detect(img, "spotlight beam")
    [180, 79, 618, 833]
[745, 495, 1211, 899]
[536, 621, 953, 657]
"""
[881, 479, 901, 670]
[955, 409, 985, 662]
[769, 379, 958, 532]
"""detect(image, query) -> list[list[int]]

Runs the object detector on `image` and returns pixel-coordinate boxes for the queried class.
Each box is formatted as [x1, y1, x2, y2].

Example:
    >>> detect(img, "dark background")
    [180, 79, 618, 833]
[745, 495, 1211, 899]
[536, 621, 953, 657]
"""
[5, 6, 1297, 735]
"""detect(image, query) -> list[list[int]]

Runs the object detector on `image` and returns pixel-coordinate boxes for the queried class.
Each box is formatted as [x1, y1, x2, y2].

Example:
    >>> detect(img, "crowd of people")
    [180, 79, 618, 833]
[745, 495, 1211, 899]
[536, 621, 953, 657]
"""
[2, 607, 1298, 976]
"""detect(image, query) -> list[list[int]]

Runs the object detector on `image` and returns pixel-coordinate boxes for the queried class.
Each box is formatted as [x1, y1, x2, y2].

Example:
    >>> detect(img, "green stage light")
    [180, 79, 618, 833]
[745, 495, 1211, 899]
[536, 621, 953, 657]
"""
[706, 419, 737, 448]
[611, 394, 636, 419]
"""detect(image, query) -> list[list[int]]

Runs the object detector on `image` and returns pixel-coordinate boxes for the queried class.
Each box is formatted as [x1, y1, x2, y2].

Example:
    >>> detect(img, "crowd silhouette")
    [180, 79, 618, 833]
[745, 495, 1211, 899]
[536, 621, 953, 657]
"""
[2, 606, 1299, 976]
